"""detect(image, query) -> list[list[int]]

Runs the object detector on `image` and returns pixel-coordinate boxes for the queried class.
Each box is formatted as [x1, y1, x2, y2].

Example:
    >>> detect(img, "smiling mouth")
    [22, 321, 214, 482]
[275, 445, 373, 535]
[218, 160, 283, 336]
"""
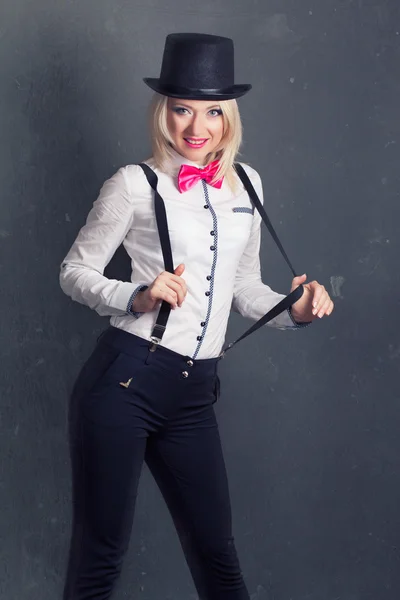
[184, 138, 209, 148]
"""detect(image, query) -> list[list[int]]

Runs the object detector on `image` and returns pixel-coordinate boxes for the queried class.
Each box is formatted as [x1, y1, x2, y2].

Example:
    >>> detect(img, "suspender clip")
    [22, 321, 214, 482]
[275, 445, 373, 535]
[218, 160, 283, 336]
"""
[149, 336, 161, 352]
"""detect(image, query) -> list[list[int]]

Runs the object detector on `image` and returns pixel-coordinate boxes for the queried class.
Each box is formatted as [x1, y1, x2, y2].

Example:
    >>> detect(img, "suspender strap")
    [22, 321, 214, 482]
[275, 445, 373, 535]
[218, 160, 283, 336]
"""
[138, 163, 173, 345]
[221, 285, 304, 357]
[219, 164, 304, 356]
[138, 162, 304, 356]
[234, 163, 297, 277]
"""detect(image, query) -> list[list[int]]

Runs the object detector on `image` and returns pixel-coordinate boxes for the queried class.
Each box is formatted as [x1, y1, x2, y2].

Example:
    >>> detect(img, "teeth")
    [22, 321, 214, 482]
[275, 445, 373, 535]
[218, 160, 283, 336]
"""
[186, 139, 206, 145]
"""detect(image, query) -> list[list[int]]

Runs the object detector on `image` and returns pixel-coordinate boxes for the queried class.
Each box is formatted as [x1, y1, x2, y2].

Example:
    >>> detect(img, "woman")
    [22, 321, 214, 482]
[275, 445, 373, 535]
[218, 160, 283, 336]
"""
[60, 33, 333, 600]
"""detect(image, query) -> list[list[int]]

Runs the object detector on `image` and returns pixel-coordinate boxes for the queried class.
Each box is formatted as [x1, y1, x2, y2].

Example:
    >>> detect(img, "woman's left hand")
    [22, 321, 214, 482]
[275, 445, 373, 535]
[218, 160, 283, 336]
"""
[290, 274, 334, 323]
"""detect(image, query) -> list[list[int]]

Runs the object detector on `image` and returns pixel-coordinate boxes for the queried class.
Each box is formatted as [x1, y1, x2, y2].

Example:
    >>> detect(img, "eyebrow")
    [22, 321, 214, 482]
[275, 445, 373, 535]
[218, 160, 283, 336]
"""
[172, 103, 221, 110]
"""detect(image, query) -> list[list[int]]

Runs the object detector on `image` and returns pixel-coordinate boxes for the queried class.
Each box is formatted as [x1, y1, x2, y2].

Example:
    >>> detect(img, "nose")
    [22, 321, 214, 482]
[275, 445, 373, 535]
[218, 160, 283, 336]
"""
[185, 113, 206, 137]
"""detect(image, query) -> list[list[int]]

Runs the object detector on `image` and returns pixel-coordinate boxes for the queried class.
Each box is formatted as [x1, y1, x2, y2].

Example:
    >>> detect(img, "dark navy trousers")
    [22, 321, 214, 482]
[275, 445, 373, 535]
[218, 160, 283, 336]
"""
[63, 326, 249, 600]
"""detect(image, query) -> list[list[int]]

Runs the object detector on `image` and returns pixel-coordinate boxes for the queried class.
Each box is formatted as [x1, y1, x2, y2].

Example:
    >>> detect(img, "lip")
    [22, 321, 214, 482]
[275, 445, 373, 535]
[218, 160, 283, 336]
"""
[183, 138, 209, 149]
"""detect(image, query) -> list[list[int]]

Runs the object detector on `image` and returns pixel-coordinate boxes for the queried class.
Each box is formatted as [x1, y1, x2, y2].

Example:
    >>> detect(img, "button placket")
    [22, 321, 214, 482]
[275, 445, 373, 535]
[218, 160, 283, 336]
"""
[192, 180, 219, 360]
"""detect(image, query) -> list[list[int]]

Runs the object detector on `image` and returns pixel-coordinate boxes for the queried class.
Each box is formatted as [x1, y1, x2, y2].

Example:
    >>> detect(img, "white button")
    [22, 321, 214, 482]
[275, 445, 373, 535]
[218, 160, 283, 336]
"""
[187, 360, 194, 367]
[182, 371, 189, 378]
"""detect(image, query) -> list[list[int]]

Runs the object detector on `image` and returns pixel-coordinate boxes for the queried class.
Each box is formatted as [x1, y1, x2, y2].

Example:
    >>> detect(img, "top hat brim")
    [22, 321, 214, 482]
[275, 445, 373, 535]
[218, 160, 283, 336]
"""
[143, 78, 252, 100]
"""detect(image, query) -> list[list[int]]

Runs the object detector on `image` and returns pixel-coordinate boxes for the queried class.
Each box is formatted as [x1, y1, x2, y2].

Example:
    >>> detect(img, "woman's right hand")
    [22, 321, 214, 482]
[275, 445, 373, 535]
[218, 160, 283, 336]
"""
[131, 264, 187, 313]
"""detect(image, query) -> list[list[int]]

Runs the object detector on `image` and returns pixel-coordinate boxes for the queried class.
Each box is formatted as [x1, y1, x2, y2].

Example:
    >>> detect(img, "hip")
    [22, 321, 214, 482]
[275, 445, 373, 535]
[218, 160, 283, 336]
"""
[70, 326, 222, 416]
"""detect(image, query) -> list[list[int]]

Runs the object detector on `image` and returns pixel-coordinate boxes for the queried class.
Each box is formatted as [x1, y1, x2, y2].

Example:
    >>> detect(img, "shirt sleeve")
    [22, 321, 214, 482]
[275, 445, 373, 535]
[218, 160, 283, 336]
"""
[127, 284, 149, 318]
[59, 165, 147, 318]
[231, 165, 306, 330]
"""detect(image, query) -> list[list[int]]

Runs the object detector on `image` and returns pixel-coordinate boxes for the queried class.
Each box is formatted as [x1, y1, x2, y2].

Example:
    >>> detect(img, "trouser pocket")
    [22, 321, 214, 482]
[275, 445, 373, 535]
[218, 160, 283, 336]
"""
[71, 342, 121, 402]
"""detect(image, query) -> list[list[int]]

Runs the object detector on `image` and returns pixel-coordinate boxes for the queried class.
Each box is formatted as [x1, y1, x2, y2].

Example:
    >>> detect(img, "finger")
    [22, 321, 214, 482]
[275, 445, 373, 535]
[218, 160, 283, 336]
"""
[151, 286, 179, 309]
[166, 275, 187, 305]
[317, 296, 332, 318]
[311, 284, 326, 314]
[157, 273, 187, 300]
[163, 291, 179, 309]
[291, 273, 307, 291]
[159, 271, 187, 291]
[154, 277, 187, 307]
[164, 279, 187, 306]
[174, 263, 185, 276]
[326, 300, 334, 316]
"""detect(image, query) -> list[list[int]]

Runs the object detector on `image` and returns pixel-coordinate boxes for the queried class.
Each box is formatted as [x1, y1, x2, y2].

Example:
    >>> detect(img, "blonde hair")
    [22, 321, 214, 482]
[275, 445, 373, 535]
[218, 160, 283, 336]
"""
[148, 93, 243, 190]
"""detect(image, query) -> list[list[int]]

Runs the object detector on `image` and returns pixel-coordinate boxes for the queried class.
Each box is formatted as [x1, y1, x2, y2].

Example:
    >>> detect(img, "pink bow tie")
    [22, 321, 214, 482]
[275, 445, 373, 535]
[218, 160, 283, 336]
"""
[178, 160, 224, 193]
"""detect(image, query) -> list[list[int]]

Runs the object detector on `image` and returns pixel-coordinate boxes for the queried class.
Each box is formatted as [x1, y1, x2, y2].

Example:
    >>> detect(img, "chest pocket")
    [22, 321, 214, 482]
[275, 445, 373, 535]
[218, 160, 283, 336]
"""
[232, 206, 254, 215]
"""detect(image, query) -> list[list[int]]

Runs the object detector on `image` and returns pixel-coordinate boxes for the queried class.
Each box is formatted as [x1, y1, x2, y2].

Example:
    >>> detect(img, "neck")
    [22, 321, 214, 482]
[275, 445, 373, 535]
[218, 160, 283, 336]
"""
[177, 151, 206, 166]
[169, 145, 217, 167]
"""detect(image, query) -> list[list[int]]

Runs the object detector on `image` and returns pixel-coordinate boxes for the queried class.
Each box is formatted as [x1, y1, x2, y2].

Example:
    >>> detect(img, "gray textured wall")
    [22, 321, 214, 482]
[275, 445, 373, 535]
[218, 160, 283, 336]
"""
[1, 1, 400, 599]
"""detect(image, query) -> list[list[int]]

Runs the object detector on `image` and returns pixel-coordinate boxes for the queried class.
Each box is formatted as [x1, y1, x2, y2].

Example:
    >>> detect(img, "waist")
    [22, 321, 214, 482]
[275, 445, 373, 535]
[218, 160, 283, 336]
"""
[99, 326, 220, 379]
[109, 312, 230, 359]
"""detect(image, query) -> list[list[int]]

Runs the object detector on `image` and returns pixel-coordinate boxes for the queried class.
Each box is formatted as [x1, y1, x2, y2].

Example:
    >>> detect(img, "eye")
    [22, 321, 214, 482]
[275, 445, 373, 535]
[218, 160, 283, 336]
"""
[208, 109, 223, 117]
[172, 107, 190, 115]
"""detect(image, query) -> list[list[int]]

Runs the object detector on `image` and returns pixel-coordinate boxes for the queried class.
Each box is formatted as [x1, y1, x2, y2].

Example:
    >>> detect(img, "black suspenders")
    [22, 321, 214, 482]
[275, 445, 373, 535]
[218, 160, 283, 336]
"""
[138, 162, 304, 357]
[137, 163, 174, 349]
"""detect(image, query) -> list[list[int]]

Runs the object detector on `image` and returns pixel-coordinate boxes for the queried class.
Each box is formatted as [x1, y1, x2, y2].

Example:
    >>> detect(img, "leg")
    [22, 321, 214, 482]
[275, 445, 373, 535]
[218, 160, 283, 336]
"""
[145, 406, 249, 600]
[63, 347, 151, 600]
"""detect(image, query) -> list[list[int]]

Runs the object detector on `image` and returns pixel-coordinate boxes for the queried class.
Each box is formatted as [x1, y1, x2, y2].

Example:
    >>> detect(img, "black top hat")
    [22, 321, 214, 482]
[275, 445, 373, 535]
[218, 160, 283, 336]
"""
[143, 33, 251, 100]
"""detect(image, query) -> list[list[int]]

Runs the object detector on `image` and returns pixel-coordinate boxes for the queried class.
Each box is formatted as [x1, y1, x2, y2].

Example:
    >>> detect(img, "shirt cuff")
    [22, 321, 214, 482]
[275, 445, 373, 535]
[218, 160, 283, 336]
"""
[126, 285, 148, 318]
[287, 307, 312, 329]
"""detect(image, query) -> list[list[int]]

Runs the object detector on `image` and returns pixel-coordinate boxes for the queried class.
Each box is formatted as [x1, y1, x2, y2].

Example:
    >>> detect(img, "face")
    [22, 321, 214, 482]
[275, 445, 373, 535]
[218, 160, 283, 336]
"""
[166, 98, 224, 164]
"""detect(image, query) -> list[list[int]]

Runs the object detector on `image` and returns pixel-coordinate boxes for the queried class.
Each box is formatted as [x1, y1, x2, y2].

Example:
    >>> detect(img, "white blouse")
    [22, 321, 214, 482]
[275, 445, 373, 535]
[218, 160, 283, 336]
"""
[59, 150, 303, 359]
